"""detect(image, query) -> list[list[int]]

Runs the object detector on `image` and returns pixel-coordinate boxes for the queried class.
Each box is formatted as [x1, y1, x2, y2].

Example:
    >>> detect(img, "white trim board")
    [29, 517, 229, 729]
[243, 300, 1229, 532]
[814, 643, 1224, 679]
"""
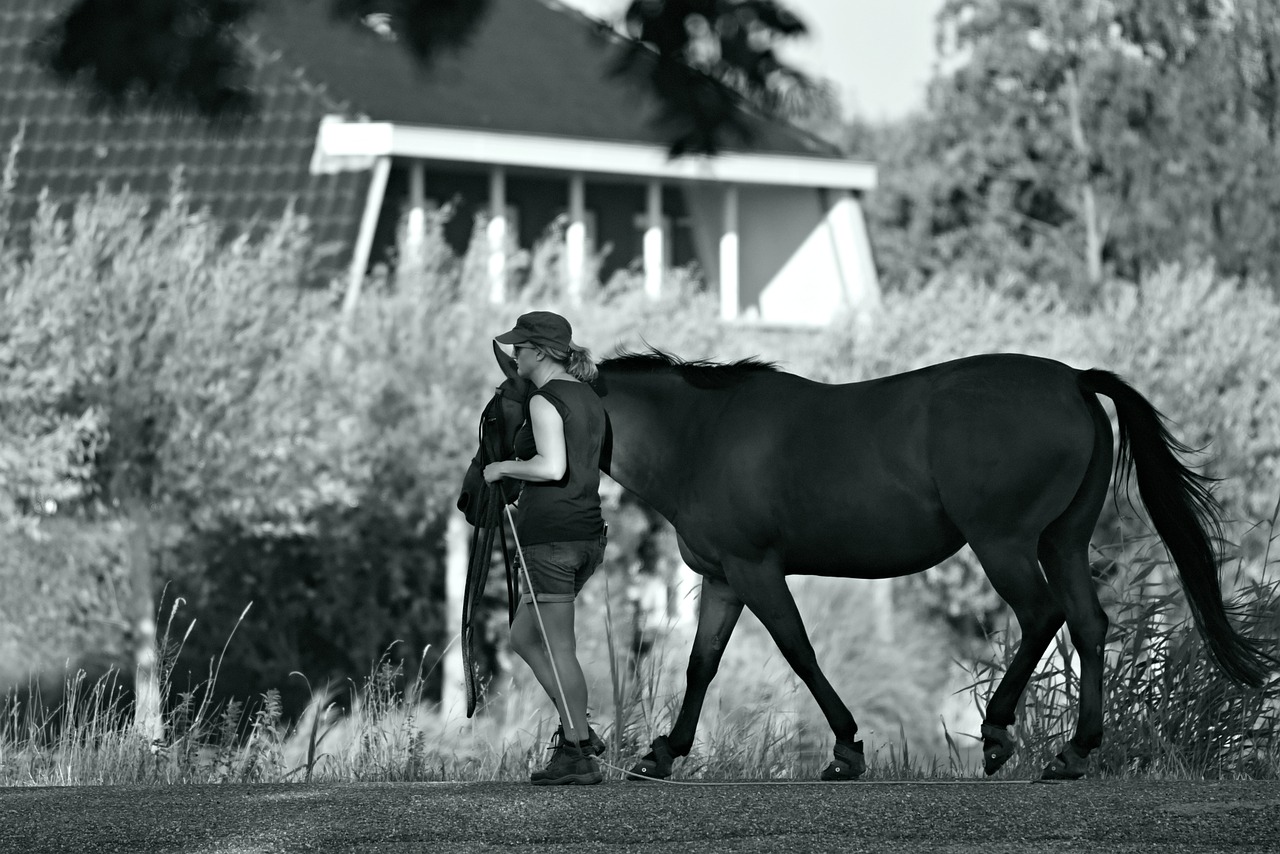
[314, 120, 877, 191]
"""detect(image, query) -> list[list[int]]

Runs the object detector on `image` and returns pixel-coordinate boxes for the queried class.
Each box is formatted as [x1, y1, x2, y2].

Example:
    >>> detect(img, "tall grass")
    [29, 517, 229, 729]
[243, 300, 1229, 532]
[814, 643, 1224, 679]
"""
[3, 538, 1277, 785]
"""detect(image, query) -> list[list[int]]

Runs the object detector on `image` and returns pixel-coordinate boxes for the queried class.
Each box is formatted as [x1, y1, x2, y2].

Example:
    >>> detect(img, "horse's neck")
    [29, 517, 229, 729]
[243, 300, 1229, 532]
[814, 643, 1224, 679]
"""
[600, 371, 698, 520]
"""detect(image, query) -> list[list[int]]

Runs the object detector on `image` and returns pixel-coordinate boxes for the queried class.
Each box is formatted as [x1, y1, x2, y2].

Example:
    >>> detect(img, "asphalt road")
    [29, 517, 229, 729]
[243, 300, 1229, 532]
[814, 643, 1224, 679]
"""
[1, 778, 1278, 853]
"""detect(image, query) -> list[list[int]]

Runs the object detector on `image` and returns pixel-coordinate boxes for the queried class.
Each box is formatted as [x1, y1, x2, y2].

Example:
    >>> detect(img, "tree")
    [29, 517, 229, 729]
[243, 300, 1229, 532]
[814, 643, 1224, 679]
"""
[911, 0, 1144, 297]
[1, 182, 321, 737]
[33, 0, 831, 156]
[869, 0, 1280, 294]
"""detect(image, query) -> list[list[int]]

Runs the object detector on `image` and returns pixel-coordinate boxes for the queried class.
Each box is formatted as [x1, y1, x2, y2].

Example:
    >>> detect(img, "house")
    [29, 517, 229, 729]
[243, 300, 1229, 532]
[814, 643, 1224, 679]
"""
[0, 0, 879, 326]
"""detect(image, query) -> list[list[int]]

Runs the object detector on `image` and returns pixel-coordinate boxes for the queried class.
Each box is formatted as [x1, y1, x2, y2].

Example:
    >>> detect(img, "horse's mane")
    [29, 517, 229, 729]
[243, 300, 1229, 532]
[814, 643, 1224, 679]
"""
[599, 348, 779, 390]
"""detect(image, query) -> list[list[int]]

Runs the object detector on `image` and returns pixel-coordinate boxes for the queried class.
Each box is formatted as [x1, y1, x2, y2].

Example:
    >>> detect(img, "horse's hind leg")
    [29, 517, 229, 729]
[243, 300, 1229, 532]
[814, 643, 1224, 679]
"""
[1036, 535, 1107, 780]
[1035, 399, 1112, 780]
[1036, 503, 1110, 779]
[969, 538, 1065, 775]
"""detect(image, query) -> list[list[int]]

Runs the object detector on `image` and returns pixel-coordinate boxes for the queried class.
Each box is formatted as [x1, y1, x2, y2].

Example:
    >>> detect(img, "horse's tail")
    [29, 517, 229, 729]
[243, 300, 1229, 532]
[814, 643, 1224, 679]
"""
[1079, 369, 1276, 688]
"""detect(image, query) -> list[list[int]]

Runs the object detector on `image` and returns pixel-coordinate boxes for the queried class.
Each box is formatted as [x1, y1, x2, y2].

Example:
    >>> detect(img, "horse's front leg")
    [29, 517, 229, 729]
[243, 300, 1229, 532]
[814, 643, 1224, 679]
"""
[724, 555, 864, 781]
[626, 575, 743, 781]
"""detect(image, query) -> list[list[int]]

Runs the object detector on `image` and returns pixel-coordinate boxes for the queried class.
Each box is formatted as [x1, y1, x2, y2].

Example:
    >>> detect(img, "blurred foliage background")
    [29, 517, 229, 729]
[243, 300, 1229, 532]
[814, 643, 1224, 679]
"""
[3, 0, 1279, 755]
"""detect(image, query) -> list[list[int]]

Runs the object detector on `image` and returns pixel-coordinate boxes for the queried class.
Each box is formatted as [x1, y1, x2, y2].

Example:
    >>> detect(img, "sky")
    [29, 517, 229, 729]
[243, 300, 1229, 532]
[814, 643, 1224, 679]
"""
[558, 0, 944, 120]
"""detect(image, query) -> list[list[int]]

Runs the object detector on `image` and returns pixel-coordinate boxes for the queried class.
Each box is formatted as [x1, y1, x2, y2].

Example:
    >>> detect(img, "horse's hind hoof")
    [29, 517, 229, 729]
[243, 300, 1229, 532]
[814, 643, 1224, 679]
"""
[981, 724, 1015, 775]
[624, 735, 674, 782]
[820, 740, 865, 781]
[1040, 744, 1088, 780]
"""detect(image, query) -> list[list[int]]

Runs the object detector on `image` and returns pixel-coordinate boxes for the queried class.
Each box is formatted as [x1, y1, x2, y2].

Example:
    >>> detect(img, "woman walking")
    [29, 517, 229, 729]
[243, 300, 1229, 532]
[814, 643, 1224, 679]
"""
[483, 310, 608, 785]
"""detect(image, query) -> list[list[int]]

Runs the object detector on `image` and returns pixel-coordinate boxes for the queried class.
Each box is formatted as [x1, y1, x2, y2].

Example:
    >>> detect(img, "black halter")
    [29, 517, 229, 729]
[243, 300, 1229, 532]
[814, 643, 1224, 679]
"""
[461, 388, 521, 717]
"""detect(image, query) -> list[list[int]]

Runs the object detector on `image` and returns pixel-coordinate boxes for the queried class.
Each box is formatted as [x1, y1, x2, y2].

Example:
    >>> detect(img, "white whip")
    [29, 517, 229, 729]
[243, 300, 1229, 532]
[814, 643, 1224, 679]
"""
[504, 504, 576, 734]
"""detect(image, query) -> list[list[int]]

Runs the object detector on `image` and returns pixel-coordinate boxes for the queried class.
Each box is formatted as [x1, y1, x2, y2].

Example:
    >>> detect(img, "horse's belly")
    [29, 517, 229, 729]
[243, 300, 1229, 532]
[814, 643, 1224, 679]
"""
[786, 528, 965, 579]
[788, 537, 965, 578]
[781, 497, 966, 579]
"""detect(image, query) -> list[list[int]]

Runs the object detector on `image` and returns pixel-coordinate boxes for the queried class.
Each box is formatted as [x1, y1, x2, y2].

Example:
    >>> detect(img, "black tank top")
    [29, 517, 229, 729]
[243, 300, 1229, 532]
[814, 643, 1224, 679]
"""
[512, 379, 606, 545]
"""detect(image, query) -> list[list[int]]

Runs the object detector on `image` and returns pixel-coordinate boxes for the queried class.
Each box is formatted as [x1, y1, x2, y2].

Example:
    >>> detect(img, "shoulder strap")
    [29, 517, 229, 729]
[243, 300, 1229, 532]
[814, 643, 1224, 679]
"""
[529, 385, 571, 422]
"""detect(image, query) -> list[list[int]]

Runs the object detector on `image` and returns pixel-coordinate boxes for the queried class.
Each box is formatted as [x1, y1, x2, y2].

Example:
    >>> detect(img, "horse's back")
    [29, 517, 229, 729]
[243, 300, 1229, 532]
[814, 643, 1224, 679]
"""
[752, 353, 1088, 465]
[680, 353, 1102, 576]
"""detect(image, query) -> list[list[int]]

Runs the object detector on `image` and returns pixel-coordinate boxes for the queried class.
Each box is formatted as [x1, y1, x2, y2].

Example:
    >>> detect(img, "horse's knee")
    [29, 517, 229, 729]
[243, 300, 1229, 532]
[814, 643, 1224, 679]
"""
[1069, 610, 1108, 660]
[685, 633, 730, 680]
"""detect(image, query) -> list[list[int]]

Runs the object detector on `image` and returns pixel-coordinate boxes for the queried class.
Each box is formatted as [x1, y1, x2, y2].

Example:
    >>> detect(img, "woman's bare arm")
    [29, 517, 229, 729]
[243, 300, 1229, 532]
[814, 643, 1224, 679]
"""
[483, 395, 566, 483]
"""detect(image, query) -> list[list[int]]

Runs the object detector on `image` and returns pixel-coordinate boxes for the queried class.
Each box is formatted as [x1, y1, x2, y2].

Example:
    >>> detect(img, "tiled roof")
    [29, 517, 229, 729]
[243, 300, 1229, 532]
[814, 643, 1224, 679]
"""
[1, 0, 847, 268]
[254, 0, 845, 158]
[0, 0, 371, 261]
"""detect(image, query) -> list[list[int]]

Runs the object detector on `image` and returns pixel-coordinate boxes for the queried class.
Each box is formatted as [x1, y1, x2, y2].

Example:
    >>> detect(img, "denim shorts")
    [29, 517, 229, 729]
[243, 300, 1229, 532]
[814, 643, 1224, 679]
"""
[518, 531, 608, 604]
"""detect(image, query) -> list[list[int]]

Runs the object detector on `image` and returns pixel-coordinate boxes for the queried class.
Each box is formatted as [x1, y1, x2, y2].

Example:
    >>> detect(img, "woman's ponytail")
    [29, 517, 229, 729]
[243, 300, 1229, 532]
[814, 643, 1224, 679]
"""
[534, 339, 597, 383]
[565, 342, 598, 383]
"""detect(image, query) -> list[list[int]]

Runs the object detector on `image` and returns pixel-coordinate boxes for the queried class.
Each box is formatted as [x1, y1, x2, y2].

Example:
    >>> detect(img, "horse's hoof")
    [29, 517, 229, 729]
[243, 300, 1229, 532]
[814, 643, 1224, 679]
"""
[624, 735, 674, 781]
[820, 740, 865, 781]
[624, 758, 669, 781]
[1039, 744, 1088, 780]
[981, 724, 1015, 776]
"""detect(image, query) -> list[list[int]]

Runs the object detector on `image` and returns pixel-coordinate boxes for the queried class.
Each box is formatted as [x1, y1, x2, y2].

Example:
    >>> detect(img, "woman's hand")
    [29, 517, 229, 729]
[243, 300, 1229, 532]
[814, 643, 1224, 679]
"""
[483, 461, 507, 483]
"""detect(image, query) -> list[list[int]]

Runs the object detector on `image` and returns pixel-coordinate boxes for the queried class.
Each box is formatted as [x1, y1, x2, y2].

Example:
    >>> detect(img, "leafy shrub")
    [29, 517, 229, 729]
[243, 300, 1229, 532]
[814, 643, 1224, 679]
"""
[0, 518, 131, 681]
[1095, 268, 1280, 529]
[0, 181, 344, 716]
[1, 183, 322, 521]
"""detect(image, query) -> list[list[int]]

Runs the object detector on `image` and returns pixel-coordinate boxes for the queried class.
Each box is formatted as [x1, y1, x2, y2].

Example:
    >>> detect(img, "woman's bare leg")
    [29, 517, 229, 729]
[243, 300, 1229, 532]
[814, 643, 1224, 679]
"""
[509, 600, 589, 743]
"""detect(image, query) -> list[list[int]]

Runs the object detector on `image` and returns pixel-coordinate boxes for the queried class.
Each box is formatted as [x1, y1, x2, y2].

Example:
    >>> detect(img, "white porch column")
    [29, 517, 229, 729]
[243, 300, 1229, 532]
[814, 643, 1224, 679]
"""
[719, 184, 740, 322]
[487, 167, 507, 303]
[566, 174, 586, 305]
[644, 180, 664, 300]
[442, 512, 468, 718]
[342, 155, 392, 318]
[828, 190, 882, 314]
[403, 161, 426, 270]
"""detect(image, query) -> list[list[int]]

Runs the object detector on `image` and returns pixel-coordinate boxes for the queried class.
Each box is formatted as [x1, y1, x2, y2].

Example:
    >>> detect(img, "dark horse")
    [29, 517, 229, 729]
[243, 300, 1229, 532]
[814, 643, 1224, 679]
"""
[459, 343, 1276, 780]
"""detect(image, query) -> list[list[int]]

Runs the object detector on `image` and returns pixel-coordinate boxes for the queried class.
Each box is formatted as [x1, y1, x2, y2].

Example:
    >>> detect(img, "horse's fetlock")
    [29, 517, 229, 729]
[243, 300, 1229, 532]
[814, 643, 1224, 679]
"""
[1041, 740, 1090, 780]
[1071, 732, 1102, 753]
